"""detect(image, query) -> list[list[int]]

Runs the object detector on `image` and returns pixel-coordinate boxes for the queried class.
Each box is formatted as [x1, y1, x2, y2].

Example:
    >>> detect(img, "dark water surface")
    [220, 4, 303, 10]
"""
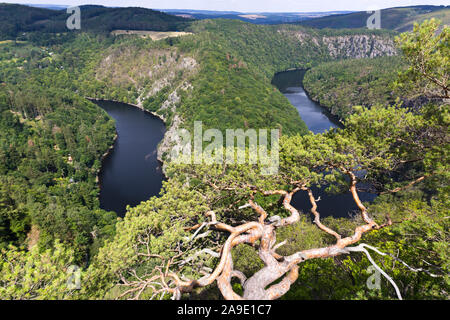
[272, 70, 376, 218]
[272, 69, 341, 134]
[94, 100, 165, 216]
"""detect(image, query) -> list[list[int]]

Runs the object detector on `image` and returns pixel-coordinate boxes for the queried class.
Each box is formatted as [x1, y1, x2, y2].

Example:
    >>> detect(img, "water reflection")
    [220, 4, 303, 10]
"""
[272, 70, 376, 218]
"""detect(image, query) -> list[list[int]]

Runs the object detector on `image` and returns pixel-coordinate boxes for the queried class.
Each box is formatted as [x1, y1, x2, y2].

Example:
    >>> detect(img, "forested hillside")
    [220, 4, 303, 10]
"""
[302, 56, 407, 119]
[301, 20, 445, 120]
[0, 4, 191, 38]
[0, 38, 118, 261]
[299, 5, 450, 31]
[0, 4, 448, 301]
[191, 19, 396, 77]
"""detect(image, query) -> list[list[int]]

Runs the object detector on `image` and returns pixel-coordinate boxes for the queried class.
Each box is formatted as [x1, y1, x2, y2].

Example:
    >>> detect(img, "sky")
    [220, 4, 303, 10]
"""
[3, 0, 450, 12]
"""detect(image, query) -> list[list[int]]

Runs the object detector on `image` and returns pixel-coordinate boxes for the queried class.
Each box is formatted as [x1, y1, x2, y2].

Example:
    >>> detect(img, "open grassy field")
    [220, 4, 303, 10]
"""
[0, 40, 27, 45]
[110, 30, 193, 40]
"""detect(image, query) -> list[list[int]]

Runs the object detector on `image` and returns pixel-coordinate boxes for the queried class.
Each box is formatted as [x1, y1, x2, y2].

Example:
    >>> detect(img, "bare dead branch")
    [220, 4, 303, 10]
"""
[118, 186, 399, 300]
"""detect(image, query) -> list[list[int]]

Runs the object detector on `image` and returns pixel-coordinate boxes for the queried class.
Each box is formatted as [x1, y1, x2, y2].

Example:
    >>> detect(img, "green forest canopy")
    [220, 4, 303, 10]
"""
[0, 10, 448, 300]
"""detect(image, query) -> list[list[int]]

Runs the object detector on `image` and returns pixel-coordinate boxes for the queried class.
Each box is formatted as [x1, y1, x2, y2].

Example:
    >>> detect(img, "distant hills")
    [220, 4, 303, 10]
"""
[26, 3, 69, 10]
[298, 5, 450, 31]
[22, 4, 450, 28]
[1, 3, 448, 39]
[25, 5, 354, 25]
[160, 9, 353, 25]
[0, 4, 191, 38]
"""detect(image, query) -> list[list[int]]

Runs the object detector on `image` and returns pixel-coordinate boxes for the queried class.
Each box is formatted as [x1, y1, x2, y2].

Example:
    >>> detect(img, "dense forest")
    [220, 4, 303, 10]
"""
[0, 4, 191, 38]
[0, 36, 118, 263]
[299, 5, 450, 31]
[0, 3, 448, 301]
[302, 56, 407, 119]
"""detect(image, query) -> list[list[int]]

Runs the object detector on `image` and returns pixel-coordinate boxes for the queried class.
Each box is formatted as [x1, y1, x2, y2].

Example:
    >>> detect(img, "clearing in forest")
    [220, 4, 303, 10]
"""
[110, 30, 193, 40]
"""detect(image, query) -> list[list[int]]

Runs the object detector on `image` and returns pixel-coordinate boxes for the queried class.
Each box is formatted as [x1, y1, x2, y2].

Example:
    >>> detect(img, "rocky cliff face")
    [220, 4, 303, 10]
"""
[95, 46, 198, 170]
[322, 35, 397, 59]
[95, 47, 198, 170]
[142, 80, 195, 168]
[281, 29, 397, 60]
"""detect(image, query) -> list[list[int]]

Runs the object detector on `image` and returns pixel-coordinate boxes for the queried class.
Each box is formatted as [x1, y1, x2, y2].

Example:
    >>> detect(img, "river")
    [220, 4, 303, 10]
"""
[96, 69, 374, 218]
[272, 69, 376, 218]
[95, 100, 165, 216]
[271, 69, 342, 134]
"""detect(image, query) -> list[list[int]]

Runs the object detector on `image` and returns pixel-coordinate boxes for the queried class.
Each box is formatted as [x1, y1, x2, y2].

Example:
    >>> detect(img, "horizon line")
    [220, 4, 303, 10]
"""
[11, 2, 450, 14]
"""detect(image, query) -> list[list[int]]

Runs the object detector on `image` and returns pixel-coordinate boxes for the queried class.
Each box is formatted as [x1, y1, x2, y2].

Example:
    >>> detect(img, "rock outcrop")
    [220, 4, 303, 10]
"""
[279, 28, 397, 60]
[96, 46, 198, 171]
[322, 35, 397, 59]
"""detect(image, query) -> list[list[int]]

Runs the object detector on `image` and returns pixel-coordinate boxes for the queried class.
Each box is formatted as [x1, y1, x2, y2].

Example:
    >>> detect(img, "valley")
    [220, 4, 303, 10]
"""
[0, 3, 448, 302]
[95, 69, 375, 218]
